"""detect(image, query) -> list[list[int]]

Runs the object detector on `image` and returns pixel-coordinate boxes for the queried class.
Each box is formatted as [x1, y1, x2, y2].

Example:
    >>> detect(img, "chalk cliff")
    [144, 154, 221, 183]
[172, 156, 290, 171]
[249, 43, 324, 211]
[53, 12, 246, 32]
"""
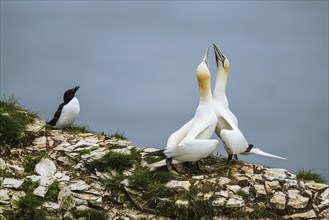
[0, 115, 328, 219]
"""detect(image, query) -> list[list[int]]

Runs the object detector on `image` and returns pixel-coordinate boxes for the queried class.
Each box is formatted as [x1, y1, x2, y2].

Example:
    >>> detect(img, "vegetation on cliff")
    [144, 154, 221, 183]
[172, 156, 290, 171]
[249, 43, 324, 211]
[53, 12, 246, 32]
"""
[0, 98, 328, 220]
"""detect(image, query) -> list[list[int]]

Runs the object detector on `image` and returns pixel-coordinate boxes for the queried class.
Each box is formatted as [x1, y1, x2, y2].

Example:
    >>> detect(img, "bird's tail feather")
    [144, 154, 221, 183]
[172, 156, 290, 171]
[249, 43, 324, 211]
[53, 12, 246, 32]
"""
[148, 159, 167, 168]
[148, 158, 179, 168]
[242, 148, 287, 160]
[144, 149, 165, 156]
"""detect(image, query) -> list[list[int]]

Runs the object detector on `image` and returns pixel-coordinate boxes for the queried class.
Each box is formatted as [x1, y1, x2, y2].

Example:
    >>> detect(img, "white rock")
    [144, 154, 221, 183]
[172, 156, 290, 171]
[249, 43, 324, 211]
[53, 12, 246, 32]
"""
[218, 177, 231, 186]
[73, 193, 100, 201]
[241, 164, 254, 175]
[40, 177, 54, 186]
[270, 191, 286, 210]
[2, 178, 24, 189]
[81, 148, 109, 161]
[58, 187, 75, 210]
[54, 172, 70, 181]
[73, 197, 88, 206]
[26, 175, 42, 182]
[241, 187, 250, 195]
[0, 159, 6, 170]
[53, 142, 71, 151]
[0, 189, 10, 201]
[43, 201, 60, 210]
[212, 197, 226, 207]
[265, 180, 281, 194]
[8, 165, 24, 175]
[227, 185, 241, 194]
[57, 156, 75, 166]
[192, 175, 204, 180]
[248, 174, 263, 182]
[47, 137, 54, 147]
[142, 148, 159, 154]
[175, 200, 189, 208]
[33, 136, 47, 149]
[204, 192, 214, 200]
[287, 189, 309, 209]
[263, 168, 287, 181]
[165, 180, 191, 191]
[84, 136, 100, 144]
[69, 180, 90, 191]
[26, 119, 45, 133]
[110, 148, 131, 155]
[11, 191, 26, 209]
[284, 179, 298, 189]
[35, 158, 57, 177]
[215, 190, 229, 198]
[76, 205, 91, 211]
[319, 188, 329, 209]
[73, 162, 85, 170]
[254, 184, 267, 196]
[285, 209, 317, 219]
[226, 198, 245, 208]
[95, 171, 111, 180]
[305, 181, 328, 190]
[33, 185, 48, 197]
[73, 140, 99, 149]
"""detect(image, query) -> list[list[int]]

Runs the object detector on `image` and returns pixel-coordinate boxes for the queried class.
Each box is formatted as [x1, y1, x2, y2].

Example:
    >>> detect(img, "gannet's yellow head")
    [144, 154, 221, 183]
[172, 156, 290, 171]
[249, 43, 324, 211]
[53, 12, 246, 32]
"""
[213, 43, 230, 73]
[196, 47, 211, 97]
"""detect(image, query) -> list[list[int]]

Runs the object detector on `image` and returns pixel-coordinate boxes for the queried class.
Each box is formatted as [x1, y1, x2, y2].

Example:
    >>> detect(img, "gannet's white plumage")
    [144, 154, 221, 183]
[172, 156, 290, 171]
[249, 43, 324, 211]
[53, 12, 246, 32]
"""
[212, 44, 286, 163]
[151, 48, 219, 169]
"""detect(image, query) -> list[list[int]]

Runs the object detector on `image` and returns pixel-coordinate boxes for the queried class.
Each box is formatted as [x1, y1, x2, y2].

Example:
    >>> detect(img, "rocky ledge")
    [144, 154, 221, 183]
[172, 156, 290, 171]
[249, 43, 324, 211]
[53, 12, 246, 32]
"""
[0, 119, 329, 220]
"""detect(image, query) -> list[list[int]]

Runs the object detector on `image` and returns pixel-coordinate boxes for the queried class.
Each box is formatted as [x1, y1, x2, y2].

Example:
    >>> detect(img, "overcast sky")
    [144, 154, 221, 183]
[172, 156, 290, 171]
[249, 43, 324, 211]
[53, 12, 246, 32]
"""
[1, 1, 328, 181]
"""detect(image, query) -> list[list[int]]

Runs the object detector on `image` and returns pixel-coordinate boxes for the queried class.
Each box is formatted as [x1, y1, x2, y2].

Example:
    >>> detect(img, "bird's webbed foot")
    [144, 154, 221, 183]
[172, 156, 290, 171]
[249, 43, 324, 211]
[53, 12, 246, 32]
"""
[166, 157, 173, 170]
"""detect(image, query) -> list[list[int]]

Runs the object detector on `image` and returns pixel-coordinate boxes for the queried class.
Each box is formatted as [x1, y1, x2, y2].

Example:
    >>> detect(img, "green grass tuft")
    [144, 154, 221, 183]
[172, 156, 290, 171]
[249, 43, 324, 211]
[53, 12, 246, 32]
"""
[144, 155, 164, 164]
[20, 178, 39, 193]
[236, 190, 249, 200]
[128, 170, 172, 190]
[71, 209, 107, 220]
[0, 96, 38, 149]
[107, 131, 128, 140]
[103, 176, 126, 194]
[22, 152, 46, 173]
[188, 199, 212, 219]
[64, 124, 93, 134]
[87, 148, 139, 172]
[15, 192, 45, 219]
[296, 169, 326, 183]
[45, 180, 61, 202]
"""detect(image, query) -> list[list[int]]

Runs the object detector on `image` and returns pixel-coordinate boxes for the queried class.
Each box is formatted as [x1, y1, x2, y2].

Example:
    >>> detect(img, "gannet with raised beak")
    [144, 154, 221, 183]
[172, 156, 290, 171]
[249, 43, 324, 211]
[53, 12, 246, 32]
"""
[212, 43, 286, 164]
[149, 48, 219, 170]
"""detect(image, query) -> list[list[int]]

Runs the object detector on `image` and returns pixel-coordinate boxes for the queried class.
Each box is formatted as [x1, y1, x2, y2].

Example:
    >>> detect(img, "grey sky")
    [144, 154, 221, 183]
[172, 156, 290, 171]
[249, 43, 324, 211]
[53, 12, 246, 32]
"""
[1, 1, 328, 181]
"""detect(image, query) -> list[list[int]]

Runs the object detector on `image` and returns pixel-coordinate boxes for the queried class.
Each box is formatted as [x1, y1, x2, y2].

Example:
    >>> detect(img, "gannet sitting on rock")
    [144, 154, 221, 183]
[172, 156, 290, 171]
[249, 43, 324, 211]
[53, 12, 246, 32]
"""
[148, 48, 219, 170]
[47, 86, 80, 129]
[212, 43, 286, 164]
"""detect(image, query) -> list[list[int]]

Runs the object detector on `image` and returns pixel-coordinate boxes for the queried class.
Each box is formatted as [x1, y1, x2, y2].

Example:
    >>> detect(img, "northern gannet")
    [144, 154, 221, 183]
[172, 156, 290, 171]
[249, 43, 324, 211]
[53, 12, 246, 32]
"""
[47, 86, 80, 129]
[212, 44, 286, 164]
[148, 48, 219, 170]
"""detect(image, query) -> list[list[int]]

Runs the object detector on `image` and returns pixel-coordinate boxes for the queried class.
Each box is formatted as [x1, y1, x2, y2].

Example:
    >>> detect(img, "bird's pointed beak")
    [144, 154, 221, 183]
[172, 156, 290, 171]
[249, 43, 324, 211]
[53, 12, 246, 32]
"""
[213, 43, 225, 67]
[73, 86, 80, 92]
[202, 47, 209, 66]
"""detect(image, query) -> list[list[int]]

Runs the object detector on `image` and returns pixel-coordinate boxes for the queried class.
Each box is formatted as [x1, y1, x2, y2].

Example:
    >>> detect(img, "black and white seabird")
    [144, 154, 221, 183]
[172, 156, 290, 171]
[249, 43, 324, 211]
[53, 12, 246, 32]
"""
[47, 86, 80, 129]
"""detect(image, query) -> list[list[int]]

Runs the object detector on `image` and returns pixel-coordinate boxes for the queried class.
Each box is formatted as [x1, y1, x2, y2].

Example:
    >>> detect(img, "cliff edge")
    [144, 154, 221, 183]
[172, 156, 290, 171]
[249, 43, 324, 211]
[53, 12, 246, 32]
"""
[0, 112, 329, 219]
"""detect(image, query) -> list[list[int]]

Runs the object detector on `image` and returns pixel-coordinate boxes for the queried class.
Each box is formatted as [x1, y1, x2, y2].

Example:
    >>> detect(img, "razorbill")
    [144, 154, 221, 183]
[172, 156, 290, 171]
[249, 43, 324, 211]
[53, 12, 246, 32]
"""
[212, 43, 286, 164]
[47, 86, 80, 129]
[148, 48, 219, 170]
